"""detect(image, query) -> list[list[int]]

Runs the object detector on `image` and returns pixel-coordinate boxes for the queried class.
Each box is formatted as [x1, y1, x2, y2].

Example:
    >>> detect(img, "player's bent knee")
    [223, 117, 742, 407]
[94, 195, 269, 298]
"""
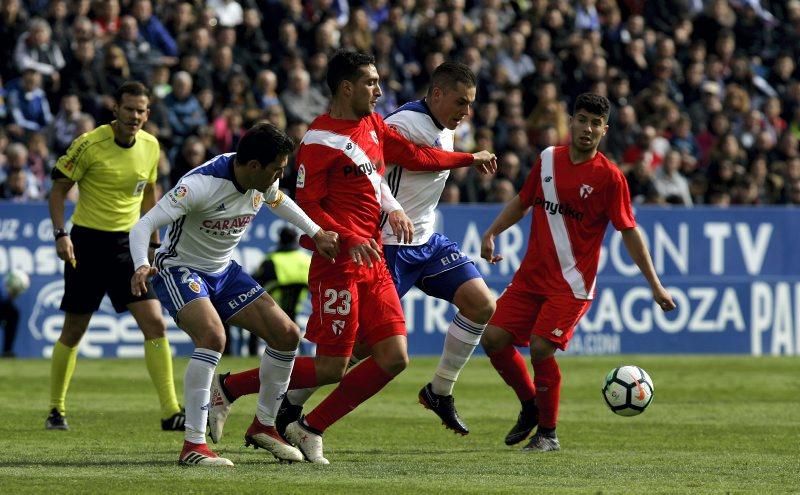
[271, 321, 301, 349]
[480, 325, 510, 354]
[375, 351, 408, 377]
[467, 297, 496, 325]
[194, 328, 227, 353]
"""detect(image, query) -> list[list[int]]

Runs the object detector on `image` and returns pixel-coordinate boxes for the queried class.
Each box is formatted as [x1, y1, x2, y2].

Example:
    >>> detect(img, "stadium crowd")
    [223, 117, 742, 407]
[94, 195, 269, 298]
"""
[0, 0, 799, 206]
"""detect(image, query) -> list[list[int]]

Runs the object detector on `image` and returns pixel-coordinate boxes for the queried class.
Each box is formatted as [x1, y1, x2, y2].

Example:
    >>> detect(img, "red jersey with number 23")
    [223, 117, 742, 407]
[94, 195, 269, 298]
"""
[515, 145, 636, 300]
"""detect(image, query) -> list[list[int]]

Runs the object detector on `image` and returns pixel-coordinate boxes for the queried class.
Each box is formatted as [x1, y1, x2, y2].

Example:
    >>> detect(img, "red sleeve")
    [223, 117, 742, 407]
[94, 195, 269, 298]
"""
[607, 169, 637, 231]
[380, 118, 473, 171]
[518, 156, 542, 207]
[295, 143, 366, 250]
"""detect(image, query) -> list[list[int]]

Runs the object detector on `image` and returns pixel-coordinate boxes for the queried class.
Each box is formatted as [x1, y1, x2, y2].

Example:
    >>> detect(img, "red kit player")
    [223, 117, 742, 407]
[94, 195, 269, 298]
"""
[480, 93, 676, 452]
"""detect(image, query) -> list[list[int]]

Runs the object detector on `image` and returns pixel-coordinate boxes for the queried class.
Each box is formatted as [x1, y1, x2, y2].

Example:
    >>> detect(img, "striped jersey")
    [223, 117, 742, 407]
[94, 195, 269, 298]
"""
[153, 153, 280, 274]
[516, 146, 636, 299]
[294, 112, 473, 264]
[382, 100, 454, 246]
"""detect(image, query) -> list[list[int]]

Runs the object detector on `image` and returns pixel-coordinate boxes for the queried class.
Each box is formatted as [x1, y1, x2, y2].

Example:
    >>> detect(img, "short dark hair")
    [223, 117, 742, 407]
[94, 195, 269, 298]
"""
[327, 50, 375, 96]
[428, 62, 476, 97]
[573, 93, 610, 120]
[115, 81, 150, 102]
[236, 122, 295, 167]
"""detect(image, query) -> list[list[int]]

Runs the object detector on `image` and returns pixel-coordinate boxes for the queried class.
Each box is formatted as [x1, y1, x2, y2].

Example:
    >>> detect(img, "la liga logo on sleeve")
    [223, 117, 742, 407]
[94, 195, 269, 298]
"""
[296, 164, 306, 189]
[167, 184, 189, 205]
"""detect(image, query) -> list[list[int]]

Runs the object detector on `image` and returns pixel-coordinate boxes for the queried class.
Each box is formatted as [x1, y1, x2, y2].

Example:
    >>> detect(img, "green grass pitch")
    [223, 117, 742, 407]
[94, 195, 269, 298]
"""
[1, 355, 798, 494]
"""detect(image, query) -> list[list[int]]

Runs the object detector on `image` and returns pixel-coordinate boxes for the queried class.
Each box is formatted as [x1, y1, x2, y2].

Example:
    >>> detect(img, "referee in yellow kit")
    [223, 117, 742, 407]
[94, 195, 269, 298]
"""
[46, 81, 184, 431]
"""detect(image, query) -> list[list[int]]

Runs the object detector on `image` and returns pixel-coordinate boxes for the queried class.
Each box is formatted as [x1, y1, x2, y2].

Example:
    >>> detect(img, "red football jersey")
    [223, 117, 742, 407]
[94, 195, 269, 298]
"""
[295, 112, 473, 263]
[515, 145, 636, 299]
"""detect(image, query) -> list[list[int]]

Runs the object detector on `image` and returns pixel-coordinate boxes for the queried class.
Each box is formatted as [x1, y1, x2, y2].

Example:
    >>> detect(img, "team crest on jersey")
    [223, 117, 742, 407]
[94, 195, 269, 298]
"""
[187, 280, 201, 294]
[580, 184, 594, 199]
[252, 192, 263, 210]
[296, 164, 305, 189]
[370, 130, 379, 144]
[331, 319, 345, 336]
[167, 184, 189, 205]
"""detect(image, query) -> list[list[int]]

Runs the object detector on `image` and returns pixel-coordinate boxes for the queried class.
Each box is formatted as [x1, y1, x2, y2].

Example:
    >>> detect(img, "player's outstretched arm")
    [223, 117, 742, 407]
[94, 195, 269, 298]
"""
[481, 195, 531, 264]
[620, 227, 676, 312]
[382, 120, 476, 172]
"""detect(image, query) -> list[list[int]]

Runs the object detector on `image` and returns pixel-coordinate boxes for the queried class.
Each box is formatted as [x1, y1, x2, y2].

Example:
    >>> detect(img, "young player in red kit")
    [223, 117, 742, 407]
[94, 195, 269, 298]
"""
[480, 93, 676, 452]
[213, 50, 496, 464]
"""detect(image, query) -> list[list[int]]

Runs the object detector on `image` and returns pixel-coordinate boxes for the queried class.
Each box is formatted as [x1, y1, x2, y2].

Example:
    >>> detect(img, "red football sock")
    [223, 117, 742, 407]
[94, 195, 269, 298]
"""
[223, 357, 318, 400]
[532, 356, 561, 429]
[488, 345, 536, 402]
[223, 367, 260, 400]
[288, 356, 317, 390]
[304, 357, 392, 433]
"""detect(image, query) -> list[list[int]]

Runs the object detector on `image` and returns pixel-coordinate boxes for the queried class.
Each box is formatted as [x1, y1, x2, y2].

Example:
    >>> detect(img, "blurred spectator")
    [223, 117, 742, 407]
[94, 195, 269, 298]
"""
[6, 69, 52, 137]
[0, 0, 29, 81]
[13, 17, 65, 91]
[653, 150, 693, 206]
[0, 166, 31, 200]
[208, 0, 243, 27]
[92, 0, 121, 43]
[439, 181, 461, 204]
[132, 0, 178, 59]
[279, 68, 329, 125]
[3, 142, 41, 199]
[626, 152, 661, 204]
[163, 71, 206, 144]
[169, 135, 208, 186]
[114, 15, 163, 82]
[487, 177, 516, 203]
[60, 39, 105, 117]
[497, 31, 534, 86]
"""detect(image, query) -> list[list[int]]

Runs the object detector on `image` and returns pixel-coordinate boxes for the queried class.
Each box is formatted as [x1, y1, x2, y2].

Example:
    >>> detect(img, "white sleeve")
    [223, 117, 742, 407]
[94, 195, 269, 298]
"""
[268, 189, 321, 238]
[130, 204, 175, 270]
[380, 180, 403, 213]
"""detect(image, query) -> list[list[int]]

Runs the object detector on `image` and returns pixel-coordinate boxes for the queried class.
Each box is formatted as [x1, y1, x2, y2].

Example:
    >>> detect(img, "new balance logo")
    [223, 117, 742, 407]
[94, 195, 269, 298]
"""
[215, 203, 226, 211]
[331, 320, 345, 335]
[551, 328, 563, 337]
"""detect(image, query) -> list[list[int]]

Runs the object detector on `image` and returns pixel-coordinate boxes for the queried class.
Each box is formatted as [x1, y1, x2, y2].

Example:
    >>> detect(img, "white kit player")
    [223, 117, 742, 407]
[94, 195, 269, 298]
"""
[129, 123, 339, 467]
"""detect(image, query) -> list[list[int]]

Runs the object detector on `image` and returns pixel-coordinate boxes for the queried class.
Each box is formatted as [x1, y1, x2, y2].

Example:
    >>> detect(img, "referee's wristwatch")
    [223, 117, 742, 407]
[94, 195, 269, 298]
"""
[53, 228, 69, 240]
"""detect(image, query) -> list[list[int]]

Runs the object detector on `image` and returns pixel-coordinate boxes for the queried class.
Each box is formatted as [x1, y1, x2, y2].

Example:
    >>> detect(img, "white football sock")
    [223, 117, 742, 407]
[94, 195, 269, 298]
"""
[184, 348, 221, 444]
[256, 344, 296, 426]
[431, 312, 485, 396]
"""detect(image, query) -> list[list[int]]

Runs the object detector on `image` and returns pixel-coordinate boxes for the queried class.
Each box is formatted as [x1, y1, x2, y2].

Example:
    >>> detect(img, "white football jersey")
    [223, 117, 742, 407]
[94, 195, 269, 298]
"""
[154, 153, 279, 274]
[382, 100, 455, 246]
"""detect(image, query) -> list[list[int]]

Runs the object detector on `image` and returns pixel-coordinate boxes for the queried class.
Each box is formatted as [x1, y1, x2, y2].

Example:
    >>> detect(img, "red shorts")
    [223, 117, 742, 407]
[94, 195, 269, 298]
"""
[304, 257, 406, 357]
[488, 284, 591, 350]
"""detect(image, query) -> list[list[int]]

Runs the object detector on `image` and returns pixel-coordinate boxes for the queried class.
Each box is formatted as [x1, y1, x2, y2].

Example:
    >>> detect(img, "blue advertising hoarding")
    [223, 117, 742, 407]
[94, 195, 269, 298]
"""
[1, 203, 798, 357]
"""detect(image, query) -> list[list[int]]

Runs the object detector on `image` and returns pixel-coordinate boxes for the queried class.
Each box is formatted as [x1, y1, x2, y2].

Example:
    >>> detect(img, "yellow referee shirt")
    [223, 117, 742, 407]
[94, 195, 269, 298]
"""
[55, 124, 160, 232]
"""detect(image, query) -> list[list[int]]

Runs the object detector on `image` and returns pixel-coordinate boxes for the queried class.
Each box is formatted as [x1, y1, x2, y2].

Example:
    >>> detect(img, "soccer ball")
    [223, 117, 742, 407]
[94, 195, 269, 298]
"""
[4, 269, 30, 297]
[602, 365, 654, 416]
